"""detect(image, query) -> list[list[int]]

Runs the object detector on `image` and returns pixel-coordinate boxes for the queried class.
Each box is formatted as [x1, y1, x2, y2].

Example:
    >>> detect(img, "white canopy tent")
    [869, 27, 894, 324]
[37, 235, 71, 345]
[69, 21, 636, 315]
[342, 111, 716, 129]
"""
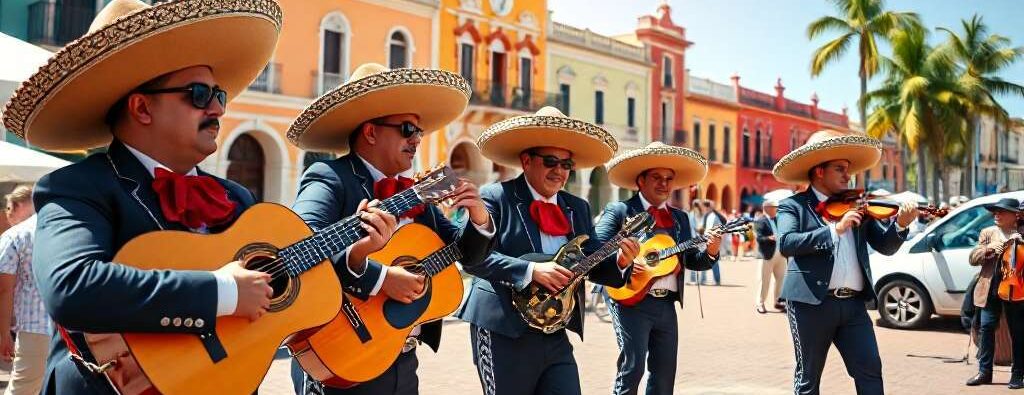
[0, 140, 71, 182]
[869, 188, 892, 197]
[0, 33, 51, 121]
[888, 191, 928, 204]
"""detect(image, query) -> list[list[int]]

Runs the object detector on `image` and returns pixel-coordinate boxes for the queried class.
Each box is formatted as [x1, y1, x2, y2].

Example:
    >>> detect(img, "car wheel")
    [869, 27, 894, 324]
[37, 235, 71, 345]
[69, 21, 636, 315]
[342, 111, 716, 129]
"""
[877, 279, 934, 329]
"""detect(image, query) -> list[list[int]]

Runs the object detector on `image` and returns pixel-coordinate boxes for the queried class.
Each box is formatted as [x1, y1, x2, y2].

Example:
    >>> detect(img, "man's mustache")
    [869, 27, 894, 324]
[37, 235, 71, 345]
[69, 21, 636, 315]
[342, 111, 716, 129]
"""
[199, 118, 220, 131]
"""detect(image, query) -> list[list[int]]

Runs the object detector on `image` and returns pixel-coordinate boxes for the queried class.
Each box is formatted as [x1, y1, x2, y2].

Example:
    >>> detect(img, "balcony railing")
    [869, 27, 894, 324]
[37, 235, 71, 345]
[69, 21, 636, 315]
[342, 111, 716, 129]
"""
[312, 71, 344, 97]
[248, 63, 282, 94]
[468, 79, 564, 113]
[600, 124, 639, 144]
[28, 0, 94, 47]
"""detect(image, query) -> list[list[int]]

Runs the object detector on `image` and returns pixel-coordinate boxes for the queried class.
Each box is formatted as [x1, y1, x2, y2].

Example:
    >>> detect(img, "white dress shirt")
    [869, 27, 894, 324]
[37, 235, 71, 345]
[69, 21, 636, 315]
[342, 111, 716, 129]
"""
[124, 144, 238, 317]
[810, 187, 865, 291]
[639, 193, 683, 293]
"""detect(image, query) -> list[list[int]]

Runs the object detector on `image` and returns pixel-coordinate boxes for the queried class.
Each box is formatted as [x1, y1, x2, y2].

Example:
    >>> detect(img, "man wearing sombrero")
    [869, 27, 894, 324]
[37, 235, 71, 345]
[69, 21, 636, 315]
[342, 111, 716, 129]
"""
[966, 198, 1024, 389]
[456, 106, 640, 395]
[288, 63, 495, 395]
[596, 142, 721, 395]
[0, 0, 282, 393]
[773, 130, 917, 394]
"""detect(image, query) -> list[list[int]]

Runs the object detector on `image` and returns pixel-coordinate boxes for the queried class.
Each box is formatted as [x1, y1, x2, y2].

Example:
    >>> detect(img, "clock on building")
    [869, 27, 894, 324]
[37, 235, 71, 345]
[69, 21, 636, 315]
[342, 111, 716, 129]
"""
[490, 0, 513, 16]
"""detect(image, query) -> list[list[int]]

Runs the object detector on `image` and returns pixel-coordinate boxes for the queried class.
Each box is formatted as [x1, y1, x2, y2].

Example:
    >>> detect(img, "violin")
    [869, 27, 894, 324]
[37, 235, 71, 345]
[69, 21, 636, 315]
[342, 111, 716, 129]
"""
[997, 235, 1024, 303]
[819, 189, 949, 222]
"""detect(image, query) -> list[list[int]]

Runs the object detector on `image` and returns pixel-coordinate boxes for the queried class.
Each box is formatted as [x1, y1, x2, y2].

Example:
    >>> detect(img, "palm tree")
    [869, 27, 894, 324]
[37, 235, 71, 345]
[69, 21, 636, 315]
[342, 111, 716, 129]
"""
[808, 0, 921, 128]
[862, 26, 968, 200]
[938, 14, 1024, 196]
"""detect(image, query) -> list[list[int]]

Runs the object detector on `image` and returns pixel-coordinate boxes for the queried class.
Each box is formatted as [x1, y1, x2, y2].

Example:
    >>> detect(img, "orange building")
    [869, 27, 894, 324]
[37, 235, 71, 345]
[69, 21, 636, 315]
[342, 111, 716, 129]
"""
[420, 0, 557, 185]
[684, 75, 740, 212]
[201, 0, 440, 204]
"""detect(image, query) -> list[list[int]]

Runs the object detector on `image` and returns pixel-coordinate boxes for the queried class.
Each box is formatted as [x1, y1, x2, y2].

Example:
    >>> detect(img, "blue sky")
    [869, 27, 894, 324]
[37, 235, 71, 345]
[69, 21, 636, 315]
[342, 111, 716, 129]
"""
[547, 0, 1024, 123]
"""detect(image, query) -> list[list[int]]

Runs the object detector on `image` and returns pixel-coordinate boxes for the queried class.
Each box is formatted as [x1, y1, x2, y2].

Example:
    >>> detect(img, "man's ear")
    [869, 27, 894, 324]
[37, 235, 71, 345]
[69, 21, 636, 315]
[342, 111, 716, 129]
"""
[126, 93, 153, 125]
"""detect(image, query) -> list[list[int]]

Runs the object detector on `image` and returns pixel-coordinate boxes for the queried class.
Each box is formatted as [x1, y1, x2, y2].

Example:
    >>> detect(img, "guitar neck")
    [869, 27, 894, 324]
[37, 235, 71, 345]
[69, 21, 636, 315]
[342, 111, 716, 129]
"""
[421, 243, 463, 277]
[660, 235, 707, 260]
[571, 232, 629, 278]
[279, 189, 424, 276]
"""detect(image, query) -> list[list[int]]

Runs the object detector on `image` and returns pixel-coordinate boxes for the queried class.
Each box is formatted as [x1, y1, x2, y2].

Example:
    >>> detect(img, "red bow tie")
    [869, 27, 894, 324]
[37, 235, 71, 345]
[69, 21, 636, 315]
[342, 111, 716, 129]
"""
[151, 168, 237, 229]
[374, 176, 425, 219]
[648, 206, 675, 229]
[529, 200, 570, 236]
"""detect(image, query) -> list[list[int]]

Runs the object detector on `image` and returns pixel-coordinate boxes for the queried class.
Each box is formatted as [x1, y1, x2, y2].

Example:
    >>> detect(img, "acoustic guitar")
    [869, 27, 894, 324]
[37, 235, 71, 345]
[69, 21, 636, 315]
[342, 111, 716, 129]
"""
[606, 217, 751, 306]
[511, 212, 654, 334]
[289, 223, 465, 388]
[86, 166, 460, 395]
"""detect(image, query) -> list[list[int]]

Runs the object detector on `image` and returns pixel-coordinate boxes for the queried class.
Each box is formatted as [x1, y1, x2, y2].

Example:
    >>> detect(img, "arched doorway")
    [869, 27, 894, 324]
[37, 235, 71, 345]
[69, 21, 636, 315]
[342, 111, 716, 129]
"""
[227, 134, 265, 201]
[705, 183, 718, 208]
[721, 185, 733, 213]
[739, 187, 750, 213]
[588, 166, 612, 216]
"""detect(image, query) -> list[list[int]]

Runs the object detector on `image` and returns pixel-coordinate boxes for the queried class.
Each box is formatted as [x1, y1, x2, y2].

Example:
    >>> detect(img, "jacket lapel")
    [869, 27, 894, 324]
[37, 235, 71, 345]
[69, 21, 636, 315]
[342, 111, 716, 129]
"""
[512, 175, 543, 253]
[556, 193, 577, 238]
[106, 141, 187, 232]
[804, 190, 827, 227]
[343, 154, 374, 200]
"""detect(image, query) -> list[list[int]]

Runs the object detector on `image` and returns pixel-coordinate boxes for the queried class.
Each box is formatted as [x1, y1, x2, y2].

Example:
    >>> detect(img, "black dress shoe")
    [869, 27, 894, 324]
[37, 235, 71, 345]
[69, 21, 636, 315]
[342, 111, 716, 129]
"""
[774, 302, 787, 311]
[966, 371, 992, 386]
[1009, 373, 1023, 389]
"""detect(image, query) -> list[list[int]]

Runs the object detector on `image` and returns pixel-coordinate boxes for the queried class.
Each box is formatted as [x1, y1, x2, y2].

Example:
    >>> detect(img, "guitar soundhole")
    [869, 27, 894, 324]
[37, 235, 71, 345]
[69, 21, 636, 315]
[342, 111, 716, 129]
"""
[235, 243, 299, 312]
[394, 256, 430, 299]
[645, 251, 660, 266]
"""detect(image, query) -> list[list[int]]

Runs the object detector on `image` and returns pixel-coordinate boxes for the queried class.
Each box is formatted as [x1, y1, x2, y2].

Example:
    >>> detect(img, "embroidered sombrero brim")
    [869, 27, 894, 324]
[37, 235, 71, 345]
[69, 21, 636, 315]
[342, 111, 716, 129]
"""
[1, 0, 282, 152]
[772, 135, 881, 184]
[607, 143, 708, 190]
[477, 110, 618, 169]
[287, 67, 470, 153]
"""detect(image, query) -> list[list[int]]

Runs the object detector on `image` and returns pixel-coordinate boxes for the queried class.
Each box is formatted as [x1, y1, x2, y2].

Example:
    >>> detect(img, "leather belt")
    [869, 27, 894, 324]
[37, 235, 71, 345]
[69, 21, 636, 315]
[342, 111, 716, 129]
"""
[401, 337, 418, 353]
[647, 289, 677, 299]
[828, 287, 859, 299]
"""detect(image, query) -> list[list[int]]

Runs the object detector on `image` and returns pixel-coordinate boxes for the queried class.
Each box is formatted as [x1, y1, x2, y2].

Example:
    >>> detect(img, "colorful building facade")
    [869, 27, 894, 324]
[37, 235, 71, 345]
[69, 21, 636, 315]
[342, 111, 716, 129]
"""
[685, 75, 739, 212]
[547, 20, 650, 212]
[419, 0, 555, 186]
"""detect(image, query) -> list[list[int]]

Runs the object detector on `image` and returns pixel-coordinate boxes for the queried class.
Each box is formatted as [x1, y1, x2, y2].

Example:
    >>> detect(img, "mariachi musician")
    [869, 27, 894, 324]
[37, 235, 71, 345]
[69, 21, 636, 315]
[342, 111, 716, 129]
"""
[456, 107, 640, 395]
[966, 197, 1024, 389]
[288, 63, 495, 395]
[595, 142, 721, 394]
[4, 0, 282, 393]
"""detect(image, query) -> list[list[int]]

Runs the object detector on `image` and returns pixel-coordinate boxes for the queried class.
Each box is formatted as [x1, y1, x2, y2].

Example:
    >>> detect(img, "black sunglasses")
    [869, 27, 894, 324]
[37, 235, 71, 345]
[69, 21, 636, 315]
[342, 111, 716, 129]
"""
[139, 82, 227, 110]
[373, 121, 424, 139]
[528, 152, 575, 170]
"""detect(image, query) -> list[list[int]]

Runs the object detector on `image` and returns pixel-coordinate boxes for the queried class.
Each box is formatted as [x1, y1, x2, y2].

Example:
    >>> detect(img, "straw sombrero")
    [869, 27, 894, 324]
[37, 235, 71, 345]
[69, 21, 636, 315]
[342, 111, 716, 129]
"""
[477, 106, 617, 169]
[772, 129, 881, 184]
[607, 142, 707, 190]
[1, 0, 282, 152]
[287, 63, 470, 153]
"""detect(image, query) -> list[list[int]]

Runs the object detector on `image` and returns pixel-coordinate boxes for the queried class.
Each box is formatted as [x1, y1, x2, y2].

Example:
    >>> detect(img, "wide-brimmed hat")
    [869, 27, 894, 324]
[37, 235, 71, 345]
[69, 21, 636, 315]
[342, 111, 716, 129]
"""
[477, 106, 617, 169]
[772, 129, 882, 184]
[1, 0, 282, 152]
[606, 142, 707, 191]
[986, 198, 1021, 214]
[287, 63, 470, 153]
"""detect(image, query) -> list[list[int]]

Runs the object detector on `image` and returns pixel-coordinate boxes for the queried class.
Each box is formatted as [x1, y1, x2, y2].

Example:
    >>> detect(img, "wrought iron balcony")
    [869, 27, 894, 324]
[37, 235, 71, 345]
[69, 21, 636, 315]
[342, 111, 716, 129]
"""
[248, 63, 282, 94]
[468, 79, 565, 113]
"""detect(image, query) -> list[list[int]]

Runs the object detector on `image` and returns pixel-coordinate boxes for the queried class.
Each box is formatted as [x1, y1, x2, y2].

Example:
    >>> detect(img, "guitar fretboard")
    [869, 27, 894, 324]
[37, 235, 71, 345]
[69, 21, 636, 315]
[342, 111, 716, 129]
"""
[421, 243, 463, 277]
[571, 229, 637, 277]
[278, 189, 424, 276]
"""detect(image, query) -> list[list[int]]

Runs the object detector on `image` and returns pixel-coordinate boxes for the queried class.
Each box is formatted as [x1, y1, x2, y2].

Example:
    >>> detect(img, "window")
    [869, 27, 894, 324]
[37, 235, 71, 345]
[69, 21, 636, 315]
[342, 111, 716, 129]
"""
[661, 101, 669, 142]
[519, 56, 532, 96]
[723, 125, 731, 164]
[742, 127, 750, 166]
[934, 206, 994, 249]
[662, 56, 673, 87]
[693, 120, 701, 151]
[320, 13, 350, 93]
[754, 128, 762, 167]
[388, 31, 409, 69]
[459, 43, 475, 84]
[708, 123, 717, 161]
[559, 83, 571, 114]
[595, 91, 605, 124]
[627, 97, 636, 128]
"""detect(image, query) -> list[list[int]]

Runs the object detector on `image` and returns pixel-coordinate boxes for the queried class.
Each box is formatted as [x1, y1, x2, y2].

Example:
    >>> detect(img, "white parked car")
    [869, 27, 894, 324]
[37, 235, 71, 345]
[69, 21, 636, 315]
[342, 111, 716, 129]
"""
[869, 191, 1024, 329]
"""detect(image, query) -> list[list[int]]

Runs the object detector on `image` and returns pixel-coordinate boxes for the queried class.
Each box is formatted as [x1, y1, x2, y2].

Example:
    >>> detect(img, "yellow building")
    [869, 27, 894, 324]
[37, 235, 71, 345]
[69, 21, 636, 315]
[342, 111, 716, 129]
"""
[421, 0, 555, 185]
[200, 0, 441, 204]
